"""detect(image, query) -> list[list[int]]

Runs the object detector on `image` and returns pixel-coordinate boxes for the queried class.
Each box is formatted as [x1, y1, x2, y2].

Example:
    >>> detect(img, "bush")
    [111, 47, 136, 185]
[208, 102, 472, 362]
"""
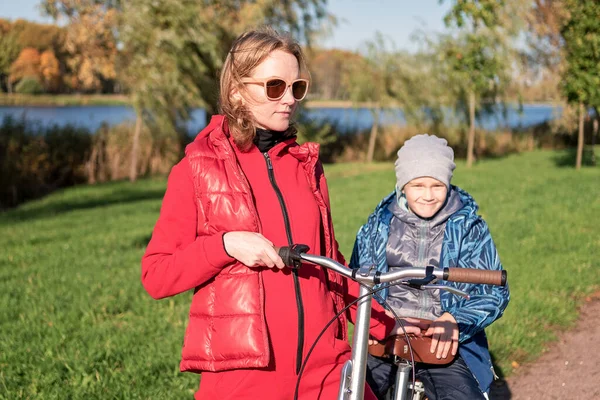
[0, 116, 92, 209]
[86, 122, 182, 183]
[0, 114, 188, 209]
[15, 77, 45, 95]
[295, 110, 340, 163]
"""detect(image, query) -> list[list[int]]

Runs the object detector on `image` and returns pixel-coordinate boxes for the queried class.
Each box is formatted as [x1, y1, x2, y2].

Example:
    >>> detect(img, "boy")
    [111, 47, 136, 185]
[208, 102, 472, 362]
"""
[350, 134, 509, 400]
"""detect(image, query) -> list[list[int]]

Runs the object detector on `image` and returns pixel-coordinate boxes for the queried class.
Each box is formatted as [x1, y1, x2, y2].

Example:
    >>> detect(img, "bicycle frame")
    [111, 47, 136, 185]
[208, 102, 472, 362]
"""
[277, 246, 507, 400]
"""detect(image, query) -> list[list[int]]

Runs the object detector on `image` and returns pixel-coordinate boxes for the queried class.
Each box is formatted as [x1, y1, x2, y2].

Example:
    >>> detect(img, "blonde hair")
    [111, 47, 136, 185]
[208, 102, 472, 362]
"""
[219, 27, 309, 151]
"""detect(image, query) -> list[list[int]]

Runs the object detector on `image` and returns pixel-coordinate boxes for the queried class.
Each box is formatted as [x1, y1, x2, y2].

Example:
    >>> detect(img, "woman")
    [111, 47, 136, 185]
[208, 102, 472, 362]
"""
[141, 28, 396, 399]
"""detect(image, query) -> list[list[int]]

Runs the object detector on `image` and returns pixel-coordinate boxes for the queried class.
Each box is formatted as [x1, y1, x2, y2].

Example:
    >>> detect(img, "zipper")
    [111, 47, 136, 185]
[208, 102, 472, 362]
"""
[417, 221, 428, 319]
[417, 221, 427, 267]
[263, 152, 305, 375]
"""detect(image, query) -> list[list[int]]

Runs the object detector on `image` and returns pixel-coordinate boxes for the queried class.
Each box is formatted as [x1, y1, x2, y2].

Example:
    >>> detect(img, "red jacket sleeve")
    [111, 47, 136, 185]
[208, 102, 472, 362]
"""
[141, 159, 234, 299]
[317, 161, 395, 340]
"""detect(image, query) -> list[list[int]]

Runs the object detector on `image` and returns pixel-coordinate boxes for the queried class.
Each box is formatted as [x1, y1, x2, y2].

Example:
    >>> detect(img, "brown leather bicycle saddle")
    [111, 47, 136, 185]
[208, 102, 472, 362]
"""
[368, 319, 456, 365]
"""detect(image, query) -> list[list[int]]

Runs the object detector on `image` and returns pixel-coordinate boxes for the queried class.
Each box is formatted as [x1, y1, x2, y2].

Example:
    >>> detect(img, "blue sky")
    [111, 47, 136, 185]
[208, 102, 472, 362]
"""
[321, 0, 450, 51]
[2, 0, 54, 24]
[1, 0, 451, 52]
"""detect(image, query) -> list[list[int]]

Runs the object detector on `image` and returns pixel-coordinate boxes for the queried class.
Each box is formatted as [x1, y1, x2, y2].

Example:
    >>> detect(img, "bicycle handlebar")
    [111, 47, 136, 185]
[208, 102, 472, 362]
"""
[276, 244, 507, 400]
[445, 267, 507, 286]
[275, 245, 507, 287]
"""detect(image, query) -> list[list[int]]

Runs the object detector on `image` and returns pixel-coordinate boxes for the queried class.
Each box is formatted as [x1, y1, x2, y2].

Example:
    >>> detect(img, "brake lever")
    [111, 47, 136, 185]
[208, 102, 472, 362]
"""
[278, 244, 310, 269]
[420, 284, 470, 300]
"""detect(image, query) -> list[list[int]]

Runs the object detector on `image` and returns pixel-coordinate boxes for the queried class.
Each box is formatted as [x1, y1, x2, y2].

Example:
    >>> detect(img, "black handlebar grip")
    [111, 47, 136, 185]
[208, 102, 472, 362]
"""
[443, 268, 507, 286]
[276, 244, 310, 268]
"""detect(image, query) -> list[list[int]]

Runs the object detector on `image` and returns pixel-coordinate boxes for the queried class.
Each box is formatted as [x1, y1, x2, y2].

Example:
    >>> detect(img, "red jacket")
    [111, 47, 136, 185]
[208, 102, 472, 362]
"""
[141, 115, 393, 373]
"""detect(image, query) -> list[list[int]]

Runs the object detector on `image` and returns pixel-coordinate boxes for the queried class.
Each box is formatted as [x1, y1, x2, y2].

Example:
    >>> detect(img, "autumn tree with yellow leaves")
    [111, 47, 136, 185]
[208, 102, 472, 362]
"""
[9, 48, 42, 85]
[43, 0, 117, 92]
[40, 50, 61, 92]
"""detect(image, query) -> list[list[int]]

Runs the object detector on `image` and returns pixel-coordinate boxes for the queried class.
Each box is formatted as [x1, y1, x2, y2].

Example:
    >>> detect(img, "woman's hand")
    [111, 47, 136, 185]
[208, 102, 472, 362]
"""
[223, 232, 285, 269]
[423, 312, 459, 360]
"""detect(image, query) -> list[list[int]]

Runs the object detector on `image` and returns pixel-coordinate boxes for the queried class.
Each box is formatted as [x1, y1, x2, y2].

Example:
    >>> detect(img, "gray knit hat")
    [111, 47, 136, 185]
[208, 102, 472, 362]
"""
[395, 134, 456, 190]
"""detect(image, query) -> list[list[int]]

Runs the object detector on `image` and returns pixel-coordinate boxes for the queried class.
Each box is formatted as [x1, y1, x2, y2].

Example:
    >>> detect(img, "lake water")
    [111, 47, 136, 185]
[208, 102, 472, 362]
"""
[0, 104, 563, 135]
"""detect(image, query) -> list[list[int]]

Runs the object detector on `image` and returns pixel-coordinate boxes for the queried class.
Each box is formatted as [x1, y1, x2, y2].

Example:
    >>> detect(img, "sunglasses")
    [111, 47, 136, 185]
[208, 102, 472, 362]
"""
[241, 77, 309, 101]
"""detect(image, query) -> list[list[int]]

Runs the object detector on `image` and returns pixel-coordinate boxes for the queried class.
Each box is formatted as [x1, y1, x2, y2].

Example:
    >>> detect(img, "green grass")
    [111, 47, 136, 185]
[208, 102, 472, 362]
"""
[1, 149, 599, 398]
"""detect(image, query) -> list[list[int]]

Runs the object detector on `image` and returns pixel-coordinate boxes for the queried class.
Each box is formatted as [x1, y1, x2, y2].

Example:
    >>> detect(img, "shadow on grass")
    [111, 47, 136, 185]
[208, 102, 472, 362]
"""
[489, 351, 512, 399]
[0, 184, 166, 223]
[553, 147, 597, 168]
[489, 379, 513, 400]
[131, 234, 153, 249]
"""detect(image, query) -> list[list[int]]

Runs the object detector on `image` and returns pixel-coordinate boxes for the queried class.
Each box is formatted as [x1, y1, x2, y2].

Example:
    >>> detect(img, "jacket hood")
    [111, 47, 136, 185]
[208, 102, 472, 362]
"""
[190, 115, 320, 162]
[389, 188, 463, 228]
[376, 185, 478, 223]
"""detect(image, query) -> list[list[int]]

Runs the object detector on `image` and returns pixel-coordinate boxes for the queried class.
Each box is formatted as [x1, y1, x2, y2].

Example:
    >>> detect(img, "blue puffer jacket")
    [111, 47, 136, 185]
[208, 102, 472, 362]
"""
[350, 186, 510, 393]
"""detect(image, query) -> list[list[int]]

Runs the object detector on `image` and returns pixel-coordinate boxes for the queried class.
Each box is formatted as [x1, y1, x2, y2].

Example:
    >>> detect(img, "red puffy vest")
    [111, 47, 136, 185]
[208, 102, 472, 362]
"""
[179, 115, 348, 373]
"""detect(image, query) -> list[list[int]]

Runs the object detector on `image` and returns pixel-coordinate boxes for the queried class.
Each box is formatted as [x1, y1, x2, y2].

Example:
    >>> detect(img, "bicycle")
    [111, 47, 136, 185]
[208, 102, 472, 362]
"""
[276, 244, 507, 400]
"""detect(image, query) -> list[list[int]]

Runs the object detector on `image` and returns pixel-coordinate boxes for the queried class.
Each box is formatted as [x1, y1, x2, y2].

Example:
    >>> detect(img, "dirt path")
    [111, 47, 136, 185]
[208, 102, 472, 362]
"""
[490, 295, 600, 400]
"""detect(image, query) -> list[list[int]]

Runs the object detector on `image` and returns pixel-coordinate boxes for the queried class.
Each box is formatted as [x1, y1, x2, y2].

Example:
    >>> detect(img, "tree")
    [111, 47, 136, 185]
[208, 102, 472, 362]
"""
[560, 0, 600, 169]
[40, 50, 61, 92]
[0, 19, 68, 93]
[508, 0, 567, 108]
[345, 33, 400, 163]
[46, 0, 331, 181]
[9, 48, 42, 86]
[12, 19, 65, 53]
[308, 48, 363, 100]
[120, 0, 329, 115]
[15, 77, 45, 94]
[121, 0, 332, 180]
[522, 0, 568, 72]
[345, 33, 440, 163]
[43, 1, 118, 92]
[117, 5, 187, 181]
[0, 20, 20, 93]
[441, 0, 513, 167]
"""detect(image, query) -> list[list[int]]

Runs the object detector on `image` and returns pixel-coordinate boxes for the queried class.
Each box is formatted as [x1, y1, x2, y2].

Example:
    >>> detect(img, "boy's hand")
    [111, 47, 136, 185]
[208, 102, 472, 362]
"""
[423, 312, 459, 359]
[368, 317, 424, 345]
[394, 317, 430, 334]
[369, 318, 426, 345]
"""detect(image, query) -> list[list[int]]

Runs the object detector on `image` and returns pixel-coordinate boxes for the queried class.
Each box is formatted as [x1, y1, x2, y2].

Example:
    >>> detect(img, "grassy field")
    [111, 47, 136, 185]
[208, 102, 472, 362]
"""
[1, 149, 598, 398]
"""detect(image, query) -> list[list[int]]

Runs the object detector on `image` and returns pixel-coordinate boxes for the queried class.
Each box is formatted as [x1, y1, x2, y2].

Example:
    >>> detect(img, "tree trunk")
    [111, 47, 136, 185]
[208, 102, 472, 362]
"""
[129, 112, 142, 182]
[591, 115, 598, 166]
[86, 145, 98, 184]
[466, 91, 476, 168]
[527, 131, 535, 151]
[366, 106, 380, 163]
[576, 102, 584, 170]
